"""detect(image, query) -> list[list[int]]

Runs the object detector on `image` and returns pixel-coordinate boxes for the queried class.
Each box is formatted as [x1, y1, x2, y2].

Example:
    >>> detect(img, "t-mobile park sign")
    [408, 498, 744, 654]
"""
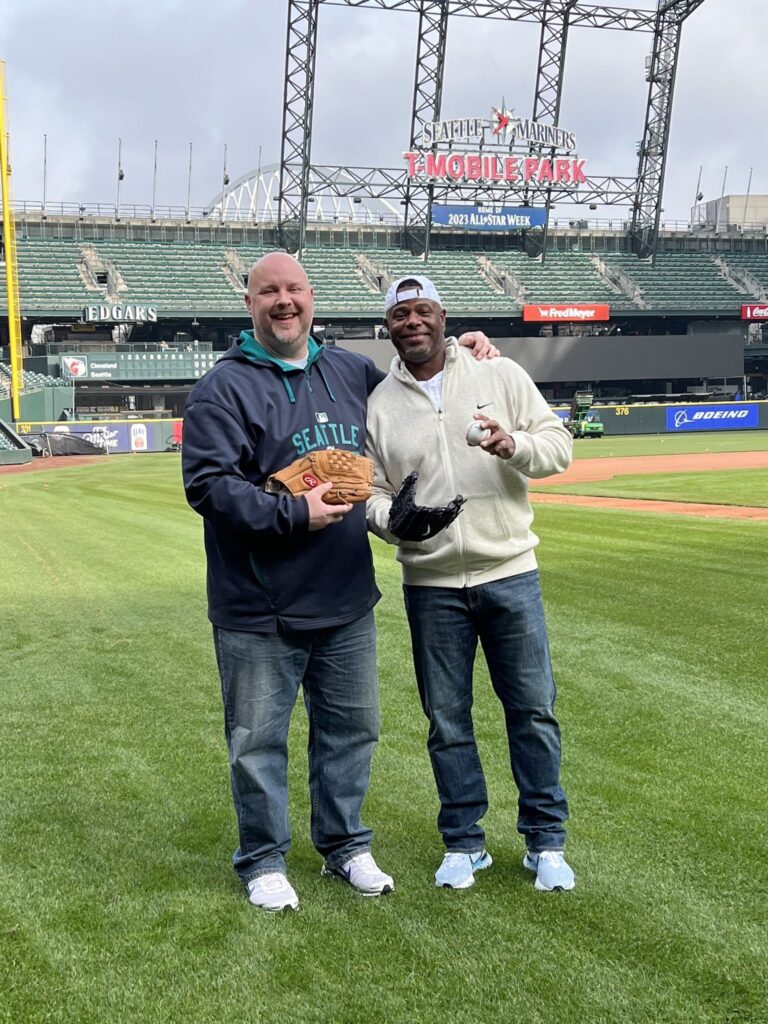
[404, 106, 586, 187]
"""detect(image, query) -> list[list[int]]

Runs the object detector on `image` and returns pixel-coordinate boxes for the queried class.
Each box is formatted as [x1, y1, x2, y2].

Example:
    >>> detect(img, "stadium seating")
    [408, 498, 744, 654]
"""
[13, 238, 97, 311]
[362, 248, 515, 313]
[85, 240, 252, 312]
[599, 253, 745, 312]
[0, 363, 68, 390]
[719, 253, 768, 292]
[488, 251, 619, 307]
[5, 237, 756, 317]
[300, 247, 382, 314]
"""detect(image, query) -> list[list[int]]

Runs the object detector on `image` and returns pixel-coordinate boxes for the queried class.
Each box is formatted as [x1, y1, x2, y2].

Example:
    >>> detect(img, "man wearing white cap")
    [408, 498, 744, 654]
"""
[366, 275, 576, 893]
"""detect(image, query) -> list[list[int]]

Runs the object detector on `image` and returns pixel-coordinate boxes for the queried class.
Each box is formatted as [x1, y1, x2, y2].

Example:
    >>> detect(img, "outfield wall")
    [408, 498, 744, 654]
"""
[338, 334, 746, 381]
[0, 389, 71, 423]
[552, 401, 768, 435]
[14, 418, 183, 454]
[13, 402, 768, 453]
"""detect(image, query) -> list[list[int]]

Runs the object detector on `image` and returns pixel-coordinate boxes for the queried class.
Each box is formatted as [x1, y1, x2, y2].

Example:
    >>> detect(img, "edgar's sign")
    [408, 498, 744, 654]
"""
[82, 304, 158, 323]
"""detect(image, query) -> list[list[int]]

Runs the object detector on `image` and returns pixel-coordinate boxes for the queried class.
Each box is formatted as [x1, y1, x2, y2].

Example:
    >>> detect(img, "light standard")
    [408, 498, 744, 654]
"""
[186, 142, 193, 221]
[116, 138, 124, 219]
[151, 139, 158, 221]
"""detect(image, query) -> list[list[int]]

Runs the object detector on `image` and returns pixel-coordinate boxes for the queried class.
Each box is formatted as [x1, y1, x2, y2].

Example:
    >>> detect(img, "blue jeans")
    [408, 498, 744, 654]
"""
[403, 571, 568, 854]
[213, 612, 379, 882]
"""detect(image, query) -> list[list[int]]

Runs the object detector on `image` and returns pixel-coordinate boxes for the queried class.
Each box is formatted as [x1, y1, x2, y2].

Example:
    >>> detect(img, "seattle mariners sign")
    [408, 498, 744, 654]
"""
[405, 105, 585, 187]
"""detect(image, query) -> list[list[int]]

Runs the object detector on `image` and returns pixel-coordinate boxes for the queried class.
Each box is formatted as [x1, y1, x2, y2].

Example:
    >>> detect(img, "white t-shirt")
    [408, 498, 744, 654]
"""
[283, 356, 308, 369]
[417, 370, 444, 410]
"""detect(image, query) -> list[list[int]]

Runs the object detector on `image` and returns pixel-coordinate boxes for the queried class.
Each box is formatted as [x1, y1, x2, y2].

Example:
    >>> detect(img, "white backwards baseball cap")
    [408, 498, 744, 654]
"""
[384, 275, 443, 314]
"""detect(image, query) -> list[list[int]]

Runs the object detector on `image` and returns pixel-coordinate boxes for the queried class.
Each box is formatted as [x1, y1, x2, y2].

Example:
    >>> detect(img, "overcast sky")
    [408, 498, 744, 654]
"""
[0, 0, 764, 224]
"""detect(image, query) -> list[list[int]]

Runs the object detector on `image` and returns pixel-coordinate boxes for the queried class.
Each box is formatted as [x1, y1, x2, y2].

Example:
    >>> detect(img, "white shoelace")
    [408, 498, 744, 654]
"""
[252, 872, 289, 894]
[348, 852, 377, 873]
[442, 852, 472, 867]
[537, 851, 565, 867]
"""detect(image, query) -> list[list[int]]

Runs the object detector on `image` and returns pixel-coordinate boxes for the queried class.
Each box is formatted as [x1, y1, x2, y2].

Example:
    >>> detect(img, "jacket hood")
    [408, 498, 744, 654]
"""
[226, 330, 335, 405]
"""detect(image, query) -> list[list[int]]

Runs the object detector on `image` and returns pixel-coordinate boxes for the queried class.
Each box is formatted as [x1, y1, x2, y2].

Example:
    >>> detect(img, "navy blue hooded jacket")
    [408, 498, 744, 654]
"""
[182, 332, 385, 632]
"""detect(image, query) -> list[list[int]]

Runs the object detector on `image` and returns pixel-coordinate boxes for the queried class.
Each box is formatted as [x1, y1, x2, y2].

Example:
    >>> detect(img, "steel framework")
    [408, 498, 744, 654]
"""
[402, 1, 450, 254]
[278, 0, 706, 257]
[278, 0, 319, 251]
[630, 0, 705, 257]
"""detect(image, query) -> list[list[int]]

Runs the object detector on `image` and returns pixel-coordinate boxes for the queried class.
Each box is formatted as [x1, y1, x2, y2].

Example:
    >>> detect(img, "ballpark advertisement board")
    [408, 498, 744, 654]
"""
[741, 304, 768, 320]
[665, 404, 759, 431]
[432, 205, 546, 230]
[523, 304, 610, 322]
[16, 419, 183, 453]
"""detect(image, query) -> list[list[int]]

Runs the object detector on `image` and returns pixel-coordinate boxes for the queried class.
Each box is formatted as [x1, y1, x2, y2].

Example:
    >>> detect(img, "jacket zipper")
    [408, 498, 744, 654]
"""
[436, 362, 469, 587]
[403, 358, 470, 587]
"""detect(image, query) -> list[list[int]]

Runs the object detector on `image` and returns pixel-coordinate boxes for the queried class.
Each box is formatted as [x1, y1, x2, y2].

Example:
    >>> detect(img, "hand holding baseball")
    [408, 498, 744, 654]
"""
[466, 421, 491, 446]
[471, 413, 516, 459]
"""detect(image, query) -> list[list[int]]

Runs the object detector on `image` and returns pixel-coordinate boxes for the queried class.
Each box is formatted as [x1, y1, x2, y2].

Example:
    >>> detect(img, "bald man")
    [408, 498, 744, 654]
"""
[183, 253, 494, 911]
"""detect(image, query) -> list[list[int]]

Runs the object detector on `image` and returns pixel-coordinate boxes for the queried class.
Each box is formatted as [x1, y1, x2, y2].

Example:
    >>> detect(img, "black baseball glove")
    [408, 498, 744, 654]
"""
[387, 471, 465, 542]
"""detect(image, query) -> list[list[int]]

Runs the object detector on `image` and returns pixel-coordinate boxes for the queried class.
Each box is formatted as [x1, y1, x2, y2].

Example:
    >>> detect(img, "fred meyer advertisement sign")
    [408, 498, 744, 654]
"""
[523, 304, 610, 322]
[432, 205, 546, 230]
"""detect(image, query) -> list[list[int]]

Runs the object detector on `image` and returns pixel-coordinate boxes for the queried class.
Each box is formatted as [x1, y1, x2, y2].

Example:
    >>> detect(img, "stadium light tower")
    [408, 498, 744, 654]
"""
[630, 0, 706, 260]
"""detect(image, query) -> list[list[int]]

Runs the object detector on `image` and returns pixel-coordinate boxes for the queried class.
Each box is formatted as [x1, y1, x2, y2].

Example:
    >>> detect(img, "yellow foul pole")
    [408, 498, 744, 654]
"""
[0, 60, 24, 421]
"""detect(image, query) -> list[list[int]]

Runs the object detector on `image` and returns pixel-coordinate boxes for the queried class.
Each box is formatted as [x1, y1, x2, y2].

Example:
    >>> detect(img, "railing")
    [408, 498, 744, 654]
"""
[39, 341, 214, 355]
[11, 200, 768, 235]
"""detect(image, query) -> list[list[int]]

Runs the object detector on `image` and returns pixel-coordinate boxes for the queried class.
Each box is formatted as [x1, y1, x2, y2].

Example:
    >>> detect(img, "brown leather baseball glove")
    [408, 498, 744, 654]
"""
[265, 449, 374, 505]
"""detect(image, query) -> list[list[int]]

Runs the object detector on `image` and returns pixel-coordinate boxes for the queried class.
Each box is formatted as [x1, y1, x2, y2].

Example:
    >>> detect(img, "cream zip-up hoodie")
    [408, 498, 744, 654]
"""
[365, 339, 572, 588]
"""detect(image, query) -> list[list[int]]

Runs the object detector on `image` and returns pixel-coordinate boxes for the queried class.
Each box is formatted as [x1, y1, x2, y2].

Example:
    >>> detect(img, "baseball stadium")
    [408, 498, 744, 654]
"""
[1, 1, 765, 1022]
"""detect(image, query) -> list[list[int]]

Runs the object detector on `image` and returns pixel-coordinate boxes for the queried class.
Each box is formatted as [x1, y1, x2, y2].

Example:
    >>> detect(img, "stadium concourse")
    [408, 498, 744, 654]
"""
[1, 214, 768, 429]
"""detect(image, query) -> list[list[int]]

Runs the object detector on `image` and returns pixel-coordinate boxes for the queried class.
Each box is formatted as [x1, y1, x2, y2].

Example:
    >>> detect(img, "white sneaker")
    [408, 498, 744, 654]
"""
[246, 872, 299, 912]
[321, 851, 394, 896]
[523, 850, 575, 892]
[435, 849, 493, 889]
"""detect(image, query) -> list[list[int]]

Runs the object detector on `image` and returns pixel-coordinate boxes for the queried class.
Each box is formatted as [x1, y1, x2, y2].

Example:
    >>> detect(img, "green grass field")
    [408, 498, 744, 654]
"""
[1, 455, 765, 1024]
[534, 468, 768, 507]
[569, 429, 768, 459]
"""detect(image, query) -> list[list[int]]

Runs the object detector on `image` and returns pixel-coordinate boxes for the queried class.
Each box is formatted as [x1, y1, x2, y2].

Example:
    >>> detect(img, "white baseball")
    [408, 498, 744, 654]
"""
[466, 421, 491, 446]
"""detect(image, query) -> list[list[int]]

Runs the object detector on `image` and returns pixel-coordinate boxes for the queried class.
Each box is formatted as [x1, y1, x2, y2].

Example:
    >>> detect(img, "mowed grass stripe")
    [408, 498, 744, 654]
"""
[570, 428, 768, 459]
[532, 467, 768, 507]
[0, 457, 764, 1024]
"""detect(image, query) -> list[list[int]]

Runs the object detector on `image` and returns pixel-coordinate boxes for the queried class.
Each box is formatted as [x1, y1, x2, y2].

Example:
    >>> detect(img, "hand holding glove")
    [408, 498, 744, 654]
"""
[387, 471, 465, 542]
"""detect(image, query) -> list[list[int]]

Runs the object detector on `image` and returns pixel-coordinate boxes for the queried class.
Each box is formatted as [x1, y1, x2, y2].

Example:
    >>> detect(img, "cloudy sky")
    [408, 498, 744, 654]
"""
[0, 0, 764, 224]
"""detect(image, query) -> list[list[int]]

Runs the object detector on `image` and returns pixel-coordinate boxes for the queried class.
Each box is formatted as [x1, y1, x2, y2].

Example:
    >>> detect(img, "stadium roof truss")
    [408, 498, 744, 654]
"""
[275, 0, 706, 259]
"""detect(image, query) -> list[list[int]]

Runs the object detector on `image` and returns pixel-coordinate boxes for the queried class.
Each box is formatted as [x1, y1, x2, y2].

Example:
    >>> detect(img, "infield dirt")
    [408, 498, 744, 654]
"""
[533, 449, 768, 519]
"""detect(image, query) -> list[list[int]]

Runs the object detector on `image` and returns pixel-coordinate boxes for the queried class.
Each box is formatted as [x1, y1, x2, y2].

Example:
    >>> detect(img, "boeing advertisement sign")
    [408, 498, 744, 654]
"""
[666, 404, 759, 431]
